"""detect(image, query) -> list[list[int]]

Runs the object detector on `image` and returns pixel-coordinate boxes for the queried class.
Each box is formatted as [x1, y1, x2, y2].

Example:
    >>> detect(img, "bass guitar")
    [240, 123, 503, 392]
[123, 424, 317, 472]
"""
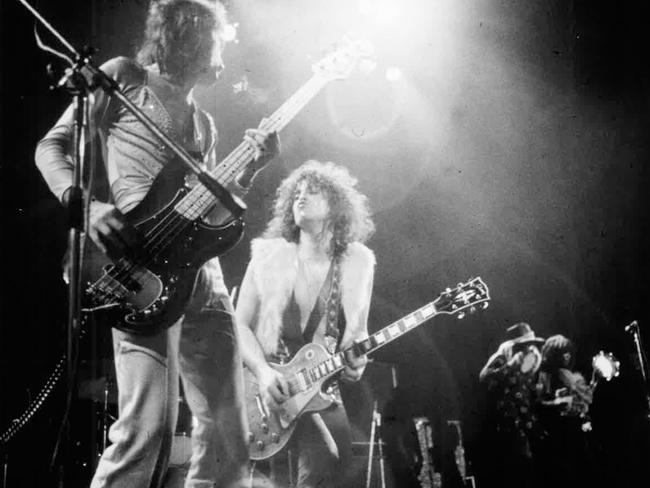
[80, 40, 373, 334]
[245, 277, 490, 460]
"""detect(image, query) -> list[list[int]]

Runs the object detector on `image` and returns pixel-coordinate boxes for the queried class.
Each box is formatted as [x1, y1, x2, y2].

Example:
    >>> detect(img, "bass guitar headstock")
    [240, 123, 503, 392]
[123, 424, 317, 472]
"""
[312, 38, 376, 81]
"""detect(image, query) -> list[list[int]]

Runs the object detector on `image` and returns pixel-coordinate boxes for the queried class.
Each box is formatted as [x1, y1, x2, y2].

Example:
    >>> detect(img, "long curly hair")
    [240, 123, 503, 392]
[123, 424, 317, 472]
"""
[542, 334, 575, 370]
[137, 0, 227, 79]
[263, 161, 375, 256]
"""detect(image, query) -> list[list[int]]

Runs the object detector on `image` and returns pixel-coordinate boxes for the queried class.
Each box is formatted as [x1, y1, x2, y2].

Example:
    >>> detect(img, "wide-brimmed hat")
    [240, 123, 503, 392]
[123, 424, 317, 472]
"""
[506, 322, 545, 345]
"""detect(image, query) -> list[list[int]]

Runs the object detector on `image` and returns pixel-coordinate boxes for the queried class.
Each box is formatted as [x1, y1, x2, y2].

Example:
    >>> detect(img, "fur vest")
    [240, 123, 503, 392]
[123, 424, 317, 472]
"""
[248, 238, 375, 356]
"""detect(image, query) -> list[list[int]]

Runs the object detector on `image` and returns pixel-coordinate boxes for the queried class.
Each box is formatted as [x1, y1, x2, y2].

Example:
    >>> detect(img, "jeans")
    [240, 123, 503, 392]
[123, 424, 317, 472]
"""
[90, 297, 248, 488]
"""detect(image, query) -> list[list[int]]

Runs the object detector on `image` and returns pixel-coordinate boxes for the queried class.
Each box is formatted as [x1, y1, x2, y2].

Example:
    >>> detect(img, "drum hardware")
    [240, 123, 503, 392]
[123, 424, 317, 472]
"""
[366, 400, 387, 488]
[447, 420, 477, 488]
[625, 320, 650, 415]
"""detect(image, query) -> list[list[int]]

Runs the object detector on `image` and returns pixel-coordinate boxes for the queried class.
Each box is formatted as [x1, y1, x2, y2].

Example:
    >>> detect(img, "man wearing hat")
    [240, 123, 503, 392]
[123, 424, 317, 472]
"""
[479, 322, 546, 488]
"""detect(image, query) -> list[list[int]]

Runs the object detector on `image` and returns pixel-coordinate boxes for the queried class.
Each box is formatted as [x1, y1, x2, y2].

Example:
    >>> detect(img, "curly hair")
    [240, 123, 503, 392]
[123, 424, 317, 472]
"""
[542, 334, 575, 370]
[263, 160, 375, 256]
[137, 0, 227, 79]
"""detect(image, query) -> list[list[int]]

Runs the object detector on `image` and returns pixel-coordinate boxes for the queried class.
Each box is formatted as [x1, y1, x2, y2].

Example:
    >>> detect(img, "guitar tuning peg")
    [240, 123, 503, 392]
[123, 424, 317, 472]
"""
[482, 302, 489, 309]
[445, 288, 452, 294]
[458, 312, 465, 320]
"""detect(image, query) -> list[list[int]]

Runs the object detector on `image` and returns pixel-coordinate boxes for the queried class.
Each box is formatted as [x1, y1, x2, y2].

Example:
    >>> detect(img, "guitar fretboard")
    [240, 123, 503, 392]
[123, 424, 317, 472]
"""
[302, 301, 439, 385]
[175, 75, 329, 220]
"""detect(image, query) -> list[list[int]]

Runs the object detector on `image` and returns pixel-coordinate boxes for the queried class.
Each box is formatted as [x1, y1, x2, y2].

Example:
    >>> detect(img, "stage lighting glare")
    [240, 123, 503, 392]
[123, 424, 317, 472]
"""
[593, 355, 615, 379]
[358, 0, 375, 17]
[385, 67, 402, 82]
[358, 0, 400, 25]
[359, 58, 377, 74]
[222, 22, 238, 43]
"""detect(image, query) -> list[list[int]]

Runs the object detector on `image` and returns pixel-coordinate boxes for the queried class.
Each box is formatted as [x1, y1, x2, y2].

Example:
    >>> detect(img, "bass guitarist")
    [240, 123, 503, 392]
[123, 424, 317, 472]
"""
[34, 1, 279, 486]
[235, 160, 375, 487]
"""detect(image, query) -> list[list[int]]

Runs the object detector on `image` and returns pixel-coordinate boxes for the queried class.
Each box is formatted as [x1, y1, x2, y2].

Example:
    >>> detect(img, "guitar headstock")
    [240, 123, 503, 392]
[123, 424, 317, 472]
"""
[433, 277, 490, 319]
[312, 39, 375, 81]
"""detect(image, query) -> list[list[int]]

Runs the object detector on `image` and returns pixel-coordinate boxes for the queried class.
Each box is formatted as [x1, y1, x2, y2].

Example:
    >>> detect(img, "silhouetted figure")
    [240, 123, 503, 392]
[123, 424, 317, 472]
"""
[479, 323, 546, 488]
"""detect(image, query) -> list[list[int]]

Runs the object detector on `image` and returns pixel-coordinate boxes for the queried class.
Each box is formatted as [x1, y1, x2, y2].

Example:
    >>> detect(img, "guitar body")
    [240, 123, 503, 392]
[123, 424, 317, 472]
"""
[244, 277, 491, 461]
[246, 343, 336, 461]
[81, 163, 244, 335]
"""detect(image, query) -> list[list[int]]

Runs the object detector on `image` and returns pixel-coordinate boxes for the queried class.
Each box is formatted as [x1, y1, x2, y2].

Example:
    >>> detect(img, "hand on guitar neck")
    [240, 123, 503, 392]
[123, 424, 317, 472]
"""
[341, 345, 368, 382]
[236, 124, 280, 189]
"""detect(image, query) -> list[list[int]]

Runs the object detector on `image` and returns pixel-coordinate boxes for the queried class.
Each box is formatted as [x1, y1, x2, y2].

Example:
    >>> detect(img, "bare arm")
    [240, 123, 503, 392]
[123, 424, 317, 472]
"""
[34, 57, 139, 259]
[340, 258, 375, 382]
[235, 262, 289, 405]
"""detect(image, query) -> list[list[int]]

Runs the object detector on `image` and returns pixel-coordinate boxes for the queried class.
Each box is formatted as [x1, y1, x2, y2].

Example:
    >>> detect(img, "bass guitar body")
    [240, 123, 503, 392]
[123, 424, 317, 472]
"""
[80, 163, 244, 335]
[246, 343, 337, 461]
[78, 39, 378, 336]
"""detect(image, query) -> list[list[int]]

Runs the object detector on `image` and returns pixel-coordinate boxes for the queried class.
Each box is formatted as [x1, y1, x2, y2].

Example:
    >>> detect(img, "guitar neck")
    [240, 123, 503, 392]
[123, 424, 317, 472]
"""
[306, 301, 440, 385]
[175, 74, 329, 219]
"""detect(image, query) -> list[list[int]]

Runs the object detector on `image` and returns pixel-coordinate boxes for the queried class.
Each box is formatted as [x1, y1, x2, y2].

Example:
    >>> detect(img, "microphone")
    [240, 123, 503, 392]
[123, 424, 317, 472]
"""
[625, 320, 639, 333]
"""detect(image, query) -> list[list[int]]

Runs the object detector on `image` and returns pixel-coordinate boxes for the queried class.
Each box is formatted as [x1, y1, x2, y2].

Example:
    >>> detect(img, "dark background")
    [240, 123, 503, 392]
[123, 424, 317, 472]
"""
[2, 0, 650, 486]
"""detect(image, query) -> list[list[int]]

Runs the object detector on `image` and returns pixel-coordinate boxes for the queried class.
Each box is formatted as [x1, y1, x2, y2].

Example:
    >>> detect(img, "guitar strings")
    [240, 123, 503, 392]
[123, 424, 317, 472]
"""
[89, 77, 325, 307]
[133, 75, 319, 255]
[123, 77, 319, 258]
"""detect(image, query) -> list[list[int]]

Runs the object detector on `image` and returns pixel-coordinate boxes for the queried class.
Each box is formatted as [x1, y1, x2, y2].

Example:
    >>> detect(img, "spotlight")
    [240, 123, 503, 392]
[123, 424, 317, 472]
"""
[385, 66, 402, 82]
[358, 0, 399, 24]
[358, 58, 378, 75]
[222, 22, 238, 43]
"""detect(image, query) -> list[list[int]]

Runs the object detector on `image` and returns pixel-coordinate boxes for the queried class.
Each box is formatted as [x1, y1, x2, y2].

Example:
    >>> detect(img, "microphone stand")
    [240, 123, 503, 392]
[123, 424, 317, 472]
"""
[625, 321, 650, 417]
[17, 0, 246, 483]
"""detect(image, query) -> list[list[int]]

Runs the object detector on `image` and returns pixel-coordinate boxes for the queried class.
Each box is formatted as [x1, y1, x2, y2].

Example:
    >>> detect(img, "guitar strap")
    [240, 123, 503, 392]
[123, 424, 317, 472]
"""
[301, 257, 342, 354]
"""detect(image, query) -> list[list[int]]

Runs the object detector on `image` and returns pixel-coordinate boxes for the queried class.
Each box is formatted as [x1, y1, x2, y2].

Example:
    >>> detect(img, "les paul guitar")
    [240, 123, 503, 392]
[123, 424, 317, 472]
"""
[245, 277, 491, 460]
[79, 40, 373, 335]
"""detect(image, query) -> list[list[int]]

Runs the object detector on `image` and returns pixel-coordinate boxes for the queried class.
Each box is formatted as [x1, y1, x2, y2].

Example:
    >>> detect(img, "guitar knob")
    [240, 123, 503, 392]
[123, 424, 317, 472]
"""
[256, 440, 265, 450]
[262, 423, 269, 433]
[271, 433, 280, 443]
[248, 432, 254, 443]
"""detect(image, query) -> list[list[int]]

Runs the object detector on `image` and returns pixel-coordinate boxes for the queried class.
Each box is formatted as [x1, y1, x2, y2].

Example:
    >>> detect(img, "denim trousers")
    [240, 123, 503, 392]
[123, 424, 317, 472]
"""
[90, 297, 249, 488]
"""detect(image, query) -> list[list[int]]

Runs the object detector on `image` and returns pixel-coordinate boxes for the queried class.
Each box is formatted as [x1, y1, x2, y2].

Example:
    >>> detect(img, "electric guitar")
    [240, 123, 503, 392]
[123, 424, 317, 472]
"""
[245, 277, 491, 460]
[79, 40, 373, 334]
